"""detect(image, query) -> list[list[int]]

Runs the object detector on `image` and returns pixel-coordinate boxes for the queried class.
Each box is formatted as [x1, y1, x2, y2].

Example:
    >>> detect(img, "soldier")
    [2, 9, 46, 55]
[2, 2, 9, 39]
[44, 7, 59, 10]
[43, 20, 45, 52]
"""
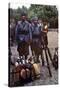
[10, 18, 16, 46]
[16, 12, 32, 63]
[41, 21, 48, 48]
[31, 16, 44, 65]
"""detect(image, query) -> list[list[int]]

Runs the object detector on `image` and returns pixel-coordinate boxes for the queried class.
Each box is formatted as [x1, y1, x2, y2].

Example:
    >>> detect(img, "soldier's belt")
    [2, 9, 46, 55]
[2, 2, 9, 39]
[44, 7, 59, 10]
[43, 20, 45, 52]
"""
[33, 35, 40, 38]
[19, 30, 29, 35]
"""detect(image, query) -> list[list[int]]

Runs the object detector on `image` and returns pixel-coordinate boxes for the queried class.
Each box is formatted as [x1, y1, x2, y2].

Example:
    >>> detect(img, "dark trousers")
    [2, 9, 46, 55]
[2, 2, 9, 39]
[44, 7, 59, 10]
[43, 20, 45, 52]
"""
[17, 41, 29, 59]
[41, 32, 48, 48]
[31, 41, 44, 64]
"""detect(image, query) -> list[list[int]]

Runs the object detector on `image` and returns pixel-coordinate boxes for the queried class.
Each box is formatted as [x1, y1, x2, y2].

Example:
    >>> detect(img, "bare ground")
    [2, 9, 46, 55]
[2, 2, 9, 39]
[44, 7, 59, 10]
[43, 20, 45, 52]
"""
[10, 31, 58, 86]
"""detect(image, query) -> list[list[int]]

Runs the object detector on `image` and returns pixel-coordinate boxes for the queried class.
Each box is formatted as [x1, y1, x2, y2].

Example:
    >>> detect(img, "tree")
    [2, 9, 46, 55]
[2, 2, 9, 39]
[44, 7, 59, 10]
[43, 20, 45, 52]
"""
[28, 4, 58, 28]
[10, 4, 58, 28]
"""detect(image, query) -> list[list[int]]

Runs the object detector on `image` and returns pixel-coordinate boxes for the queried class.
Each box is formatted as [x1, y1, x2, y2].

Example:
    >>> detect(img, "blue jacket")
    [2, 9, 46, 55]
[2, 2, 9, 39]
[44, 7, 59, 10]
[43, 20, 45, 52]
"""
[16, 20, 32, 43]
[31, 23, 41, 42]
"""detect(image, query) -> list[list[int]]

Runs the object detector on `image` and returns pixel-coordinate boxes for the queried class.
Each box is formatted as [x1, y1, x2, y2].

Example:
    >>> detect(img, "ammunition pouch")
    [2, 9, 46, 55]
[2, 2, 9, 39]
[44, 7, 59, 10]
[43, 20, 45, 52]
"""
[19, 30, 29, 35]
[33, 34, 40, 38]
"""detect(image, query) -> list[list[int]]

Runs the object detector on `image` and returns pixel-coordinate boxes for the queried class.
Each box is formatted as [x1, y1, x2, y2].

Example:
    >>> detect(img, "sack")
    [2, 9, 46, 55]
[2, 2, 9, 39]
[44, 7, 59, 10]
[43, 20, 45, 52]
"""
[33, 63, 41, 78]
[53, 51, 58, 70]
[13, 64, 32, 84]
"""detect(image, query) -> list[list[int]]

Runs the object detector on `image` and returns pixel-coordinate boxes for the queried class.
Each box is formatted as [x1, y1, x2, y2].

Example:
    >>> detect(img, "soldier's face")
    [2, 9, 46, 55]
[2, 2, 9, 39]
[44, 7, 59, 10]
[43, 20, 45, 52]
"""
[21, 16, 26, 21]
[34, 20, 38, 24]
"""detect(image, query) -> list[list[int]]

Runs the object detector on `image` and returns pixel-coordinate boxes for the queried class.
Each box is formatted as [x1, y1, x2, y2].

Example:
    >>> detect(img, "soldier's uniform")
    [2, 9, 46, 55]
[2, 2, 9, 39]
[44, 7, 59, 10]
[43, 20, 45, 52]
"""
[31, 17, 44, 64]
[10, 19, 16, 46]
[16, 13, 32, 61]
[41, 22, 48, 48]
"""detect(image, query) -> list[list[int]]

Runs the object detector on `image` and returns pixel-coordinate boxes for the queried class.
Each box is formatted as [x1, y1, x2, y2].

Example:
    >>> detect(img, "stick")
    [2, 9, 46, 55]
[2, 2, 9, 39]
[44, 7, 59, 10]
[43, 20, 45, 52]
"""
[44, 48, 52, 77]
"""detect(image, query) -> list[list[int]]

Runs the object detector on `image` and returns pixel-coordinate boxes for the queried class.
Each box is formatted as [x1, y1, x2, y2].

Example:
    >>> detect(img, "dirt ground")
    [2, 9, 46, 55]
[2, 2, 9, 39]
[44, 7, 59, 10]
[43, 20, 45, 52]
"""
[10, 31, 58, 86]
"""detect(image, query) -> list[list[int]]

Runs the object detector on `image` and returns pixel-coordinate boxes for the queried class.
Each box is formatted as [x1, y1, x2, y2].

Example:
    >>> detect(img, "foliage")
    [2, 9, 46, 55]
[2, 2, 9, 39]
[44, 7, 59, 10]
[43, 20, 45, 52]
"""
[9, 4, 58, 28]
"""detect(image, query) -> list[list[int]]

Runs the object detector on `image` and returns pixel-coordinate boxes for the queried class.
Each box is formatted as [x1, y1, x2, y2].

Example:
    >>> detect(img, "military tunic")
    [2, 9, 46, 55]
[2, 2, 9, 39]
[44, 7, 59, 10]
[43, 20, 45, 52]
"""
[31, 23, 42, 55]
[16, 20, 32, 57]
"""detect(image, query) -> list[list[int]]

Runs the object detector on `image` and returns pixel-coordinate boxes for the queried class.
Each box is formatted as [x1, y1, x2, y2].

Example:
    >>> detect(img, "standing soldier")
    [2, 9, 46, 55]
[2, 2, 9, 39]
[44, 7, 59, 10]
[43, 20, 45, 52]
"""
[31, 16, 44, 65]
[10, 18, 16, 46]
[41, 21, 48, 48]
[16, 12, 32, 63]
